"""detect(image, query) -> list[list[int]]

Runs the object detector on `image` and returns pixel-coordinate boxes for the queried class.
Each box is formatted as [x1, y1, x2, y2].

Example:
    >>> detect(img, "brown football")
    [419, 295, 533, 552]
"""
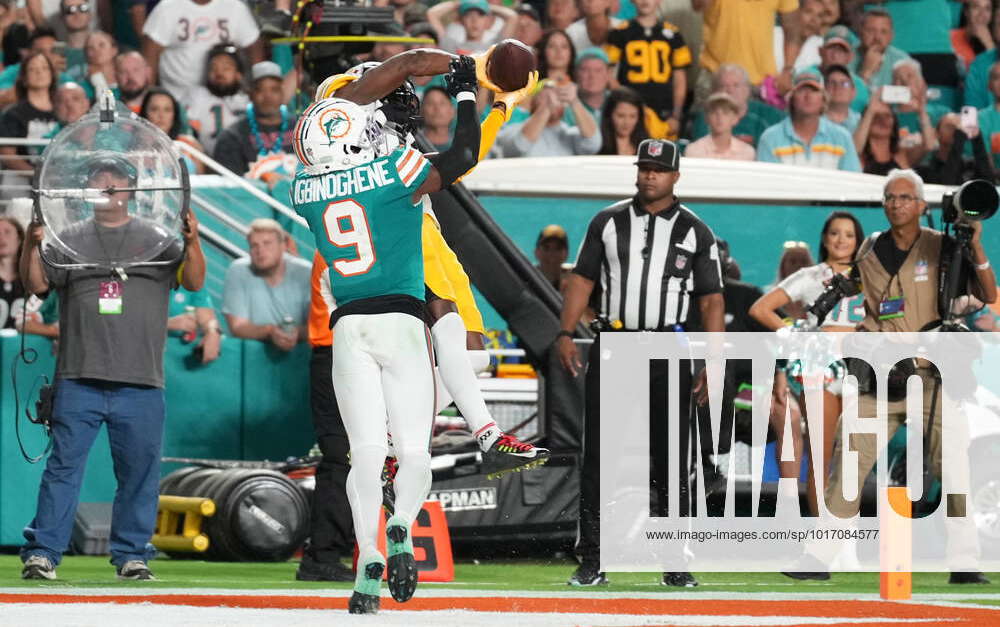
[486, 39, 537, 92]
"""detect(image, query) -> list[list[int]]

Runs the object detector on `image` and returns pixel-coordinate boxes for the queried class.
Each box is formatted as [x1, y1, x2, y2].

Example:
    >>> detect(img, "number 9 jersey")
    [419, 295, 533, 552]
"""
[292, 146, 431, 306]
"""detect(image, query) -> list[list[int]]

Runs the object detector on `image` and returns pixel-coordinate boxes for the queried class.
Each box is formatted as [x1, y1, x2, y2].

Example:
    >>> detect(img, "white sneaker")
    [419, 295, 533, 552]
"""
[22, 555, 56, 580]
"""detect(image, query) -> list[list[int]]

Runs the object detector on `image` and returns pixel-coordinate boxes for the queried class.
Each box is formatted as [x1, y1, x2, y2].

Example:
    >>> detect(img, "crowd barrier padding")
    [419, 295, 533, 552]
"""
[0, 334, 313, 546]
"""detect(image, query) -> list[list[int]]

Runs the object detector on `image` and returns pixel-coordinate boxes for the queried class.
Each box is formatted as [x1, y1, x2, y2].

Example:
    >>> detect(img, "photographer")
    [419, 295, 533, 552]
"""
[797, 169, 995, 583]
[17, 157, 206, 581]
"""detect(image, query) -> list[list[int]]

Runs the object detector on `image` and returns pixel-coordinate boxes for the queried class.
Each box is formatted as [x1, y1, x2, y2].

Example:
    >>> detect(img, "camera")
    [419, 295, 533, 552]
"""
[297, 1, 401, 83]
[807, 272, 862, 325]
[941, 179, 998, 224]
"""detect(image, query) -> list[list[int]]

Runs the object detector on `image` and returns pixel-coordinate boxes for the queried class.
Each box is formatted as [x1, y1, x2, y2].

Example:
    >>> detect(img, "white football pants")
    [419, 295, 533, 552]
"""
[332, 312, 434, 559]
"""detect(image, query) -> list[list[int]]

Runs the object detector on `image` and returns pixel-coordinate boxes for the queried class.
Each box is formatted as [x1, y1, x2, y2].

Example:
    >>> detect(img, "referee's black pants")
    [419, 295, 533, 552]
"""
[305, 345, 354, 562]
[576, 334, 695, 566]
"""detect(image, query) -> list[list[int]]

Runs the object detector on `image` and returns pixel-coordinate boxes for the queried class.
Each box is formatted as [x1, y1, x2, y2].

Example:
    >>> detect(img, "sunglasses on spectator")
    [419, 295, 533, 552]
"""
[782, 240, 810, 249]
[827, 79, 853, 88]
[63, 3, 90, 15]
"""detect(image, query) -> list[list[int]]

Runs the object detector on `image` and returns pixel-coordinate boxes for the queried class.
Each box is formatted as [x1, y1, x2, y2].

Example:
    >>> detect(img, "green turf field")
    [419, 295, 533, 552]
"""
[0, 556, 996, 596]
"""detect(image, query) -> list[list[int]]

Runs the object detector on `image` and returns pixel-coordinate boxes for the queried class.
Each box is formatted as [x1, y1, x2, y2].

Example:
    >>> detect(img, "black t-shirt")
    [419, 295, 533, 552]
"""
[211, 116, 296, 176]
[0, 277, 25, 328]
[606, 20, 692, 119]
[686, 278, 765, 332]
[44, 217, 182, 388]
[873, 230, 912, 278]
[0, 100, 57, 156]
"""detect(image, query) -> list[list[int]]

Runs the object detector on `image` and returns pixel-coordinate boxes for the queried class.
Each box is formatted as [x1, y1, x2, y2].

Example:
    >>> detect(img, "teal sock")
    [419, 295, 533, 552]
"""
[386, 515, 413, 558]
[354, 554, 385, 596]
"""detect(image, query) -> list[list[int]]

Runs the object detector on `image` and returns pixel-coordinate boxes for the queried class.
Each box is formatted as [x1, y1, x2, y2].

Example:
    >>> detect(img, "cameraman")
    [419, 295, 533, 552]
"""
[816, 169, 995, 584]
[17, 157, 206, 581]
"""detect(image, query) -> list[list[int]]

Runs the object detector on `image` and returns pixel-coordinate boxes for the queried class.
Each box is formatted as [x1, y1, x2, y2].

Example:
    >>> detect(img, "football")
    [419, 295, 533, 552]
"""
[486, 39, 537, 92]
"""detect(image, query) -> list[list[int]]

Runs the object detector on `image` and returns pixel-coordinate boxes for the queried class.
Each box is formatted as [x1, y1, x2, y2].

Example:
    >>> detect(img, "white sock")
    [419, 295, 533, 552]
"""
[433, 366, 454, 413]
[345, 444, 388, 558]
[393, 447, 432, 524]
[433, 350, 491, 413]
[431, 313, 501, 451]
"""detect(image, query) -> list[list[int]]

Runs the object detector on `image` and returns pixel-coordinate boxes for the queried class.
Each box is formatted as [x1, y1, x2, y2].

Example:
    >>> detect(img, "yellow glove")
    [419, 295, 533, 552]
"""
[471, 45, 502, 93]
[493, 71, 539, 122]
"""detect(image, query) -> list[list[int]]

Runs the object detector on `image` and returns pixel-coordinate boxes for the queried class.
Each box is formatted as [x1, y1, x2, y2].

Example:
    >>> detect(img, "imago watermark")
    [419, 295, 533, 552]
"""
[598, 332, 998, 572]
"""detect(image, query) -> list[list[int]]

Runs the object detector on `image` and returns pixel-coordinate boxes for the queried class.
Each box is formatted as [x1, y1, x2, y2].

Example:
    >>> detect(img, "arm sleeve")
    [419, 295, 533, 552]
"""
[393, 146, 432, 190]
[690, 225, 724, 296]
[427, 96, 481, 186]
[478, 107, 505, 161]
[669, 30, 692, 68]
[605, 31, 622, 64]
[572, 213, 608, 281]
[776, 266, 813, 303]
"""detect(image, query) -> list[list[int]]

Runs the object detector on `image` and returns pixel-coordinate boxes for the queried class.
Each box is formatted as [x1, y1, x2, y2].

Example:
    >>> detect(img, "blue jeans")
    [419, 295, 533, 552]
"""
[21, 378, 165, 567]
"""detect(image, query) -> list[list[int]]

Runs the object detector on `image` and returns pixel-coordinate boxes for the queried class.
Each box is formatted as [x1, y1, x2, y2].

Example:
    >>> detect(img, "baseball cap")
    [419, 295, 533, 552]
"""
[792, 69, 824, 91]
[575, 46, 610, 67]
[634, 139, 680, 171]
[85, 153, 137, 185]
[251, 61, 282, 83]
[822, 25, 853, 50]
[536, 224, 568, 247]
[459, 0, 490, 15]
[517, 5, 541, 22]
[705, 91, 740, 114]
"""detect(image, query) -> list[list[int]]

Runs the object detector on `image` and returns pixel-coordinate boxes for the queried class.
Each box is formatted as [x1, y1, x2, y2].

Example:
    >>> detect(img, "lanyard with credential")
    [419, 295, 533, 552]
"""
[876, 231, 921, 325]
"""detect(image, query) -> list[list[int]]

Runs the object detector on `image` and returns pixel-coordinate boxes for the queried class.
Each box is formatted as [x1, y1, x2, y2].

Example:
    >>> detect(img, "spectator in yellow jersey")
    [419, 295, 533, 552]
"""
[606, 0, 691, 139]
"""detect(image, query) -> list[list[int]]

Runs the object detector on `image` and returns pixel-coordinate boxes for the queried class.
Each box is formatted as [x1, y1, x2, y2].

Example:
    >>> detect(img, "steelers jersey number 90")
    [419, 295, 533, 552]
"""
[323, 199, 376, 277]
[624, 40, 674, 84]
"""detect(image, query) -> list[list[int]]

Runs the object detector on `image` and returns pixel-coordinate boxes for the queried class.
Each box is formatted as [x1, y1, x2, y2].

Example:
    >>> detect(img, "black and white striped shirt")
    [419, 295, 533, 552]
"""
[573, 197, 723, 330]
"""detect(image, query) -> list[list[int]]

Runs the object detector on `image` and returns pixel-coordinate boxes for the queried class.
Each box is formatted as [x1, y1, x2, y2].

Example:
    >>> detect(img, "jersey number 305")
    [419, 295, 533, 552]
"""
[323, 199, 376, 277]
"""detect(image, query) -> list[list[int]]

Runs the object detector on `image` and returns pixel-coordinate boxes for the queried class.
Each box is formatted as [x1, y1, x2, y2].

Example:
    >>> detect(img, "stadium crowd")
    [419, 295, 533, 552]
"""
[1, 1, 1000, 195]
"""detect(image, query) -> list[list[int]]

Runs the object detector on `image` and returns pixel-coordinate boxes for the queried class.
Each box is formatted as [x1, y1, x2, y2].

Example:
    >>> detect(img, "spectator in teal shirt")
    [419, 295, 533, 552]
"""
[691, 64, 783, 147]
[880, 0, 960, 108]
[757, 70, 862, 171]
[849, 9, 912, 91]
[822, 64, 860, 133]
[964, 10, 1000, 109]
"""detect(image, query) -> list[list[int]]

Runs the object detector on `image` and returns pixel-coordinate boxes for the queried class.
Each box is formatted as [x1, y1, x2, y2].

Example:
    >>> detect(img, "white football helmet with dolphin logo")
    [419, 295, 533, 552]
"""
[292, 97, 386, 174]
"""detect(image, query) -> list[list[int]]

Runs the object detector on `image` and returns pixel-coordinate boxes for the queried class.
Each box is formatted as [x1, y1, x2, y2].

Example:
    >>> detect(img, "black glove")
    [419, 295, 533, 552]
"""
[445, 55, 477, 97]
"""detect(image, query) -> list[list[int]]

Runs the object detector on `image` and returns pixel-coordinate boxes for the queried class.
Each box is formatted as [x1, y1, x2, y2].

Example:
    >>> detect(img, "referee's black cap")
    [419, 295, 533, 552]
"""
[635, 139, 679, 171]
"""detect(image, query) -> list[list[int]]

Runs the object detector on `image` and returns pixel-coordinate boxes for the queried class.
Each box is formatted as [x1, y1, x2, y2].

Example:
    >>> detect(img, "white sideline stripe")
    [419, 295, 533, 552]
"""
[2, 586, 1000, 602]
[0, 604, 969, 627]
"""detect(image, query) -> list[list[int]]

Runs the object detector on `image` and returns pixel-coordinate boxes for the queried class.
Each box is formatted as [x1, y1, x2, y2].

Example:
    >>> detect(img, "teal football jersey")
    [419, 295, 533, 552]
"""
[292, 146, 431, 305]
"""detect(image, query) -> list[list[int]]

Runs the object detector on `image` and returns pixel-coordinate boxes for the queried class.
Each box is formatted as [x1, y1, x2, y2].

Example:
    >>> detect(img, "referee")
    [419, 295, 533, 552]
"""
[557, 139, 725, 587]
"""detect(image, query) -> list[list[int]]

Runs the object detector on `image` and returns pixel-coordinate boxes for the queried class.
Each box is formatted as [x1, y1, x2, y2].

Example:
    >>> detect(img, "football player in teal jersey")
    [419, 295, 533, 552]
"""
[291, 57, 481, 615]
